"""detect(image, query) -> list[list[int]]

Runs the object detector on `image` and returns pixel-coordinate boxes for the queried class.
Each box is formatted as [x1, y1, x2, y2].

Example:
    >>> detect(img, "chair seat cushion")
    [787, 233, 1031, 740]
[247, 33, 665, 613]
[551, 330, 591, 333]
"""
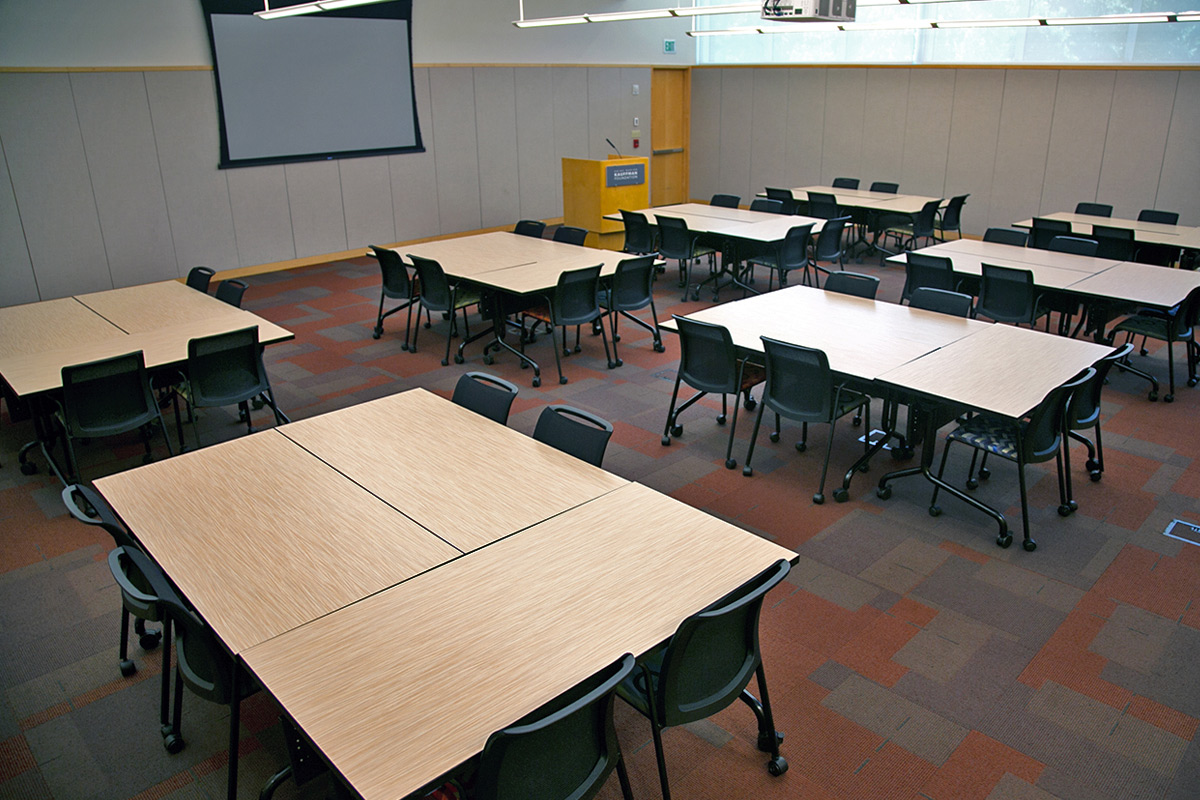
[1113, 314, 1191, 342]
[945, 414, 1022, 460]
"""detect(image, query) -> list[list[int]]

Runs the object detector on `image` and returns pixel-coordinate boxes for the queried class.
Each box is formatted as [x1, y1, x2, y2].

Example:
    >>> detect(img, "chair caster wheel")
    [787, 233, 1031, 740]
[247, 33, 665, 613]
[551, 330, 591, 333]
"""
[572, 345, 582, 354]
[163, 734, 185, 755]
[833, 488, 849, 503]
[1058, 504, 1072, 517]
[558, 376, 568, 385]
[1089, 471, 1102, 482]
[453, 354, 463, 364]
[483, 355, 494, 365]
[661, 436, 671, 446]
[743, 465, 753, 476]
[716, 415, 727, 426]
[1189, 378, 1198, 388]
[929, 505, 941, 517]
[812, 493, 825, 504]
[440, 358, 449, 366]
[767, 756, 788, 776]
[852, 416, 862, 427]
[979, 468, 990, 480]
[1148, 391, 1158, 401]
[1165, 394, 1174, 403]
[653, 343, 666, 353]
[139, 630, 162, 650]
[1022, 539, 1037, 552]
[1069, 500, 1078, 511]
[996, 534, 1013, 548]
[614, 359, 624, 368]
[372, 330, 382, 340]
[795, 442, 806, 452]
[725, 459, 737, 470]
[1085, 458, 1099, 472]
[876, 485, 892, 500]
[744, 397, 756, 411]
[1140, 348, 1148, 357]
[671, 425, 683, 437]
[532, 377, 541, 387]
[691, 292, 700, 301]
[20, 462, 37, 475]
[401, 343, 410, 351]
[769, 432, 780, 444]
[119, 659, 136, 677]
[966, 478, 979, 490]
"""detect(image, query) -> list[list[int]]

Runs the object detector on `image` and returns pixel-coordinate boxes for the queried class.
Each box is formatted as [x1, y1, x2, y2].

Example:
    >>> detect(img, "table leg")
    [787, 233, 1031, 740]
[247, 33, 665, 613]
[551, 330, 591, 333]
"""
[474, 290, 542, 386]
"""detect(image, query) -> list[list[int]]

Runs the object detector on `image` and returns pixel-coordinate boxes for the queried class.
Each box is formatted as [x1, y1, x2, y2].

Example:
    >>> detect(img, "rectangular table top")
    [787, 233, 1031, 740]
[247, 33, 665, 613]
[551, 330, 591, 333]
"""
[242, 481, 795, 800]
[610, 204, 826, 243]
[886, 244, 1113, 292]
[75, 280, 250, 333]
[1066, 262, 1200, 309]
[927, 239, 1119, 274]
[877, 323, 1113, 419]
[791, 186, 943, 214]
[1012, 212, 1200, 250]
[95, 429, 461, 655]
[279, 388, 628, 552]
[0, 297, 127, 359]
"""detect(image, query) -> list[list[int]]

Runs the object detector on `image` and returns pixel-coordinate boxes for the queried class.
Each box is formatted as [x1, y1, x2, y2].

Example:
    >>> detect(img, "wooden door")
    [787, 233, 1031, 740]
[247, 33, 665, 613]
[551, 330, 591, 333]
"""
[651, 68, 689, 206]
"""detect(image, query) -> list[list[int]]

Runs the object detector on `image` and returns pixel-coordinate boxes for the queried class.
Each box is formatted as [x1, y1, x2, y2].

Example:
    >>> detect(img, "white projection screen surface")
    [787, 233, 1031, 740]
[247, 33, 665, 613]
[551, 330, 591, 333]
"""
[208, 11, 420, 167]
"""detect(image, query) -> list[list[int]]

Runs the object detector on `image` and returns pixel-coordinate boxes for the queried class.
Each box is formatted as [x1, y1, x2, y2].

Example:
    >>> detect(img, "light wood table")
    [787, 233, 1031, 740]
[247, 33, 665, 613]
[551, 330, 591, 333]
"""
[0, 297, 127, 359]
[1063, 262, 1200, 309]
[95, 428, 461, 655]
[790, 185, 943, 214]
[76, 281, 250, 333]
[1012, 212, 1200, 251]
[279, 388, 628, 552]
[928, 239, 1119, 274]
[242, 481, 795, 800]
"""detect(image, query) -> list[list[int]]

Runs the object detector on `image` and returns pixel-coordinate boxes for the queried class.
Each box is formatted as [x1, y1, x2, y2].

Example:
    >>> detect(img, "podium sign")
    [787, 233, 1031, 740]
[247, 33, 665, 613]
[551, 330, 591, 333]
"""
[606, 163, 645, 188]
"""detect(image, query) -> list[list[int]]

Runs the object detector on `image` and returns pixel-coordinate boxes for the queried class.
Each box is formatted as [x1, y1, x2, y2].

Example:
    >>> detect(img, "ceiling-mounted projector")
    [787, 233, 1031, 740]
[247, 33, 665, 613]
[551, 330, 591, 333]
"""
[761, 0, 856, 23]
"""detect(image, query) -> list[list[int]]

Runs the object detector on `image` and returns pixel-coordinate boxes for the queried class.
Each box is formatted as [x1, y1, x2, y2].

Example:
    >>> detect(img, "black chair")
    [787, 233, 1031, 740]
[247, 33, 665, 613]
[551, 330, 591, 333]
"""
[532, 405, 614, 467]
[710, 193, 740, 208]
[602, 255, 664, 366]
[662, 316, 764, 471]
[451, 371, 519, 425]
[746, 223, 814, 291]
[831, 177, 859, 189]
[617, 559, 791, 800]
[764, 187, 797, 215]
[1075, 202, 1113, 217]
[974, 264, 1047, 328]
[742, 338, 871, 504]
[656, 215, 715, 302]
[930, 369, 1093, 551]
[908, 288, 973, 318]
[520, 265, 611, 385]
[883, 198, 942, 253]
[806, 191, 840, 221]
[900, 252, 956, 304]
[214, 279, 248, 308]
[1091, 226, 1135, 261]
[619, 209, 658, 256]
[869, 181, 898, 193]
[935, 194, 969, 241]
[553, 225, 588, 246]
[514, 219, 546, 238]
[823, 271, 878, 299]
[983, 227, 1029, 247]
[1138, 209, 1179, 225]
[476, 654, 636, 800]
[749, 197, 783, 214]
[1111, 285, 1200, 402]
[175, 326, 288, 450]
[369, 246, 418, 346]
[1048, 235, 1098, 257]
[186, 266, 214, 293]
[811, 215, 851, 281]
[1030, 218, 1072, 250]
[1065, 343, 1133, 488]
[55, 351, 174, 483]
[408, 255, 481, 367]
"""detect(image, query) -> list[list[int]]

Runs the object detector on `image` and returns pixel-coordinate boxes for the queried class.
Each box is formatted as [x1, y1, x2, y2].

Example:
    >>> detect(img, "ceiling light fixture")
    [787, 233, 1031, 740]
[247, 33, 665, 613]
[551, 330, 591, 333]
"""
[255, 0, 394, 19]
[586, 9, 675, 22]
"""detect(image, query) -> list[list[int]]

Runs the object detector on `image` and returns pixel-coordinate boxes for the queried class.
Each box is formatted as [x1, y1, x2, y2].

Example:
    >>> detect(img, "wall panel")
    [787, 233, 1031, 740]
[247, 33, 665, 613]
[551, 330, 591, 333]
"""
[72, 72, 175, 288]
[943, 69, 1004, 236]
[390, 69, 440, 243]
[1098, 70, 1177, 220]
[144, 71, 238, 275]
[1040, 70, 1114, 216]
[474, 68, 520, 229]
[749, 69, 790, 202]
[899, 69, 954, 199]
[716, 69, 753, 202]
[586, 68, 622, 161]
[514, 68, 558, 223]
[860, 69, 909, 186]
[340, 156, 395, 249]
[1157, 71, 1200, 226]
[820, 69, 867, 185]
[551, 68, 589, 214]
[227, 165, 295, 268]
[688, 68, 722, 201]
[429, 68, 482, 236]
[988, 70, 1058, 233]
[0, 149, 38, 305]
[619, 67, 653, 162]
[783, 68, 826, 190]
[286, 161, 348, 259]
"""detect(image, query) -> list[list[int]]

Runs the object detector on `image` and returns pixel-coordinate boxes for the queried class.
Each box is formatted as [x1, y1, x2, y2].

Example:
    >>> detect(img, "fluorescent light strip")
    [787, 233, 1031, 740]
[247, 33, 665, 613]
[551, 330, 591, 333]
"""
[934, 18, 1041, 28]
[318, 0, 393, 9]
[688, 26, 764, 36]
[670, 3, 760, 15]
[255, 2, 323, 19]
[1045, 13, 1171, 25]
[586, 9, 674, 22]
[840, 19, 932, 30]
[513, 15, 589, 27]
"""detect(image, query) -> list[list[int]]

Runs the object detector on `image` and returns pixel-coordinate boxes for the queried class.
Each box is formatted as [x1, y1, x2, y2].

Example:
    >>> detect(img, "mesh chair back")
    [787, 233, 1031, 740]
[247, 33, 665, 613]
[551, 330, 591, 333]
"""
[475, 654, 634, 800]
[370, 246, 415, 299]
[553, 226, 588, 246]
[532, 405, 614, 467]
[1090, 226, 1135, 260]
[408, 256, 452, 312]
[813, 216, 851, 262]
[807, 192, 840, 220]
[1030, 218, 1072, 250]
[655, 216, 694, 261]
[831, 177, 859, 189]
[1075, 202, 1113, 217]
[912, 199, 942, 239]
[619, 210, 656, 255]
[451, 372, 519, 425]
[764, 187, 797, 214]
[651, 560, 790, 727]
[1024, 369, 1094, 464]
[760, 338, 835, 423]
[553, 265, 603, 326]
[610, 256, 657, 312]
[977, 264, 1037, 325]
[61, 351, 159, 438]
[1178, 285, 1200, 331]
[215, 279, 248, 308]
[902, 253, 956, 302]
[983, 227, 1028, 247]
[823, 271, 878, 299]
[514, 219, 546, 238]
[869, 181, 898, 193]
[1067, 343, 1132, 431]
[908, 288, 973, 318]
[941, 194, 969, 230]
[779, 224, 815, 271]
[710, 193, 740, 208]
[1138, 209, 1179, 225]
[186, 266, 214, 292]
[674, 315, 739, 394]
[1048, 236, 1099, 257]
[187, 327, 270, 409]
[749, 198, 783, 214]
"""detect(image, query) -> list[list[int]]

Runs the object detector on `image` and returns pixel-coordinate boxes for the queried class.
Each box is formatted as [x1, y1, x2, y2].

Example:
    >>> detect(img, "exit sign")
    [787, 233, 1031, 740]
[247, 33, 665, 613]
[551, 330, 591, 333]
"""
[663, 38, 676, 54]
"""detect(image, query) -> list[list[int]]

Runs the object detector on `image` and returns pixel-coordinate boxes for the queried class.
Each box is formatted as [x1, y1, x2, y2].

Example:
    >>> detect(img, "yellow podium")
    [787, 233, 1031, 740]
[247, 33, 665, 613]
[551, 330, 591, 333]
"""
[562, 156, 649, 251]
